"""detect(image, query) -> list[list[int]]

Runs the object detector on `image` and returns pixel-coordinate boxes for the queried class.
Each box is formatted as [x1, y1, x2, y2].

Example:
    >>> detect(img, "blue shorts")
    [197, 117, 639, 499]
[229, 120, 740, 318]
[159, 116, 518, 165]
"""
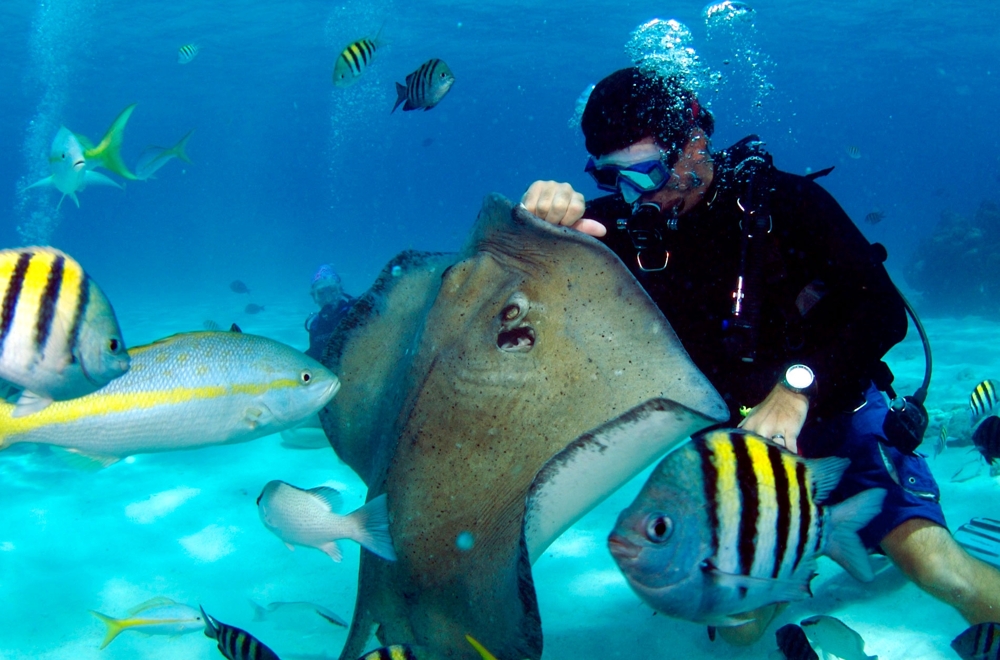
[798, 384, 947, 550]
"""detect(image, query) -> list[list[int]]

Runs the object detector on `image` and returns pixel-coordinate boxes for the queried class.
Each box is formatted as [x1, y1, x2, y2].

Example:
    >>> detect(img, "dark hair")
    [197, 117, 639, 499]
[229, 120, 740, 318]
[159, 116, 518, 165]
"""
[581, 67, 714, 160]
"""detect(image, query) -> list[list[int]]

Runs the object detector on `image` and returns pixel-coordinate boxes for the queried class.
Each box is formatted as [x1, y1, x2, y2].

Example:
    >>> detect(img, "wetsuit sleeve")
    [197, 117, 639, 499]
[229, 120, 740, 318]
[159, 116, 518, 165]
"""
[775, 174, 907, 411]
[584, 194, 633, 252]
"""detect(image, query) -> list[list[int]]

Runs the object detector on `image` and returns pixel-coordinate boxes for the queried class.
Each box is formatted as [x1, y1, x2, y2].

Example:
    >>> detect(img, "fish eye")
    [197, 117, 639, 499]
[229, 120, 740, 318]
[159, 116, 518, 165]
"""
[644, 514, 673, 543]
[61, 153, 66, 159]
[300, 370, 312, 383]
[108, 338, 120, 352]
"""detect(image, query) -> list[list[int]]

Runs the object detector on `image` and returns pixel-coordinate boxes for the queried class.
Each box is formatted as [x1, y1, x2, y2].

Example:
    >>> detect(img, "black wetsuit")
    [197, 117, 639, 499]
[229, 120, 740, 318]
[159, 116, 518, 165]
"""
[586, 139, 906, 424]
[586, 138, 945, 547]
[305, 296, 355, 361]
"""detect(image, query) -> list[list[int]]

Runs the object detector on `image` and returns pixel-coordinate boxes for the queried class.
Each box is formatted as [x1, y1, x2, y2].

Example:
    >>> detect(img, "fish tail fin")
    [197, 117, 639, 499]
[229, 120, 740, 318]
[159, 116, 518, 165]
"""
[86, 103, 138, 180]
[90, 610, 126, 649]
[823, 487, 886, 582]
[392, 82, 407, 113]
[248, 598, 267, 621]
[171, 129, 195, 163]
[373, 19, 387, 48]
[346, 493, 397, 561]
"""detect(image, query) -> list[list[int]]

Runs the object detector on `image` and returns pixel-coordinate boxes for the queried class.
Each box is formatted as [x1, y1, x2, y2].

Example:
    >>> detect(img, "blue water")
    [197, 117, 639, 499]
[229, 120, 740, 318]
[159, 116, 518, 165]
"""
[1, 0, 1000, 658]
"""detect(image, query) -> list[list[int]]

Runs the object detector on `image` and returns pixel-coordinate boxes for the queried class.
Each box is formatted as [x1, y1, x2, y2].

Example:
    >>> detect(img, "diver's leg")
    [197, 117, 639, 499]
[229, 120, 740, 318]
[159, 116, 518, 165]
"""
[715, 602, 787, 645]
[881, 517, 1000, 624]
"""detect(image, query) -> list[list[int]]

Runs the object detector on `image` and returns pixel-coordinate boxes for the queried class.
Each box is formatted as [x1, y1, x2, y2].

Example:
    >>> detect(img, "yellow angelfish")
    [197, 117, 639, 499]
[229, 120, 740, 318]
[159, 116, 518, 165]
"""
[90, 597, 204, 648]
[0, 331, 340, 466]
[27, 104, 139, 209]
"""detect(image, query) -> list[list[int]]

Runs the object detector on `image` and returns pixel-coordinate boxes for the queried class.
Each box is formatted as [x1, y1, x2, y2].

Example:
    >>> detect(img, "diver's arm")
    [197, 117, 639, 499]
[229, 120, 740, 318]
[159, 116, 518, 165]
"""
[520, 181, 607, 237]
[738, 385, 810, 454]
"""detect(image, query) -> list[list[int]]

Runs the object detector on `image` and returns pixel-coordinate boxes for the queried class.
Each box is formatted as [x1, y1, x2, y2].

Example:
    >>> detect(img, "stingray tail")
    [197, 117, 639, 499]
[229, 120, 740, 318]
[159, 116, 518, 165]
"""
[346, 493, 397, 561]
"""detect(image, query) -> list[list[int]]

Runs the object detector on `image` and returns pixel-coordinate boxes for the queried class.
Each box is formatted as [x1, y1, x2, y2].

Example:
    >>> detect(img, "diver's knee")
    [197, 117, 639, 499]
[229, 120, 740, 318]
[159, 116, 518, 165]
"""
[716, 603, 786, 646]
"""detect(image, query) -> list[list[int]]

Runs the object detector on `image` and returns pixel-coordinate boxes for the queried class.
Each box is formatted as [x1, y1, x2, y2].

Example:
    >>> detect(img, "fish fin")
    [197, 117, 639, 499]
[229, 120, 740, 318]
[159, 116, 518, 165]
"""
[392, 82, 407, 113]
[319, 541, 343, 562]
[424, 106, 432, 112]
[90, 610, 126, 649]
[306, 486, 343, 512]
[54, 447, 120, 471]
[823, 487, 886, 581]
[244, 407, 263, 429]
[172, 129, 195, 163]
[952, 457, 983, 482]
[708, 569, 812, 604]
[315, 608, 348, 627]
[466, 634, 499, 660]
[85, 103, 139, 180]
[285, 542, 296, 551]
[805, 455, 850, 503]
[345, 493, 397, 561]
[127, 596, 178, 615]
[25, 176, 53, 190]
[12, 390, 53, 417]
[954, 517, 1000, 569]
[249, 599, 267, 621]
[83, 170, 124, 189]
[403, 99, 417, 111]
[229, 323, 242, 333]
[200, 605, 218, 639]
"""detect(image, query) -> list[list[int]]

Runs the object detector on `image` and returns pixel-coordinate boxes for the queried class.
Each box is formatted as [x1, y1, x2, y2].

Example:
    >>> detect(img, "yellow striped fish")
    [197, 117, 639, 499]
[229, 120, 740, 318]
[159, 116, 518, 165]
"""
[0, 247, 128, 417]
[202, 607, 279, 660]
[333, 29, 383, 87]
[970, 378, 1000, 422]
[90, 597, 203, 648]
[0, 331, 338, 466]
[609, 429, 885, 626]
[177, 43, 200, 64]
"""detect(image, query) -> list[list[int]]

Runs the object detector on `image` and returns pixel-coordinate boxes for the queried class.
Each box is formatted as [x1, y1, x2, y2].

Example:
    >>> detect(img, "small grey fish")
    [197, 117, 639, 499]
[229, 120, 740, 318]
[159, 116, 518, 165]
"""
[952, 622, 1000, 660]
[800, 615, 876, 660]
[863, 210, 885, 225]
[249, 600, 347, 627]
[201, 606, 280, 660]
[245, 304, 265, 315]
[392, 59, 455, 113]
[178, 43, 200, 64]
[203, 320, 222, 331]
[230, 280, 250, 294]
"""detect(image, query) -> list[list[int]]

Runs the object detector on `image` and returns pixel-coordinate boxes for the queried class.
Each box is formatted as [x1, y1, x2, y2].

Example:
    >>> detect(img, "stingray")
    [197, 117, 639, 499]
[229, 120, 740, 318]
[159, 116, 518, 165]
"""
[320, 194, 728, 660]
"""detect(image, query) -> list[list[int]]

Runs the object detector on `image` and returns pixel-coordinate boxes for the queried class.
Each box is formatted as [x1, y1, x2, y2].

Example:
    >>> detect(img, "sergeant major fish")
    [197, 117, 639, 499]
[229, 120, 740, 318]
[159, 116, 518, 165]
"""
[202, 606, 279, 660]
[392, 58, 455, 113]
[256, 481, 396, 562]
[972, 415, 1000, 466]
[178, 43, 200, 64]
[90, 597, 203, 649]
[952, 622, 1000, 660]
[971, 379, 1000, 423]
[333, 29, 383, 87]
[0, 331, 339, 466]
[608, 429, 886, 626]
[26, 104, 139, 209]
[0, 247, 129, 417]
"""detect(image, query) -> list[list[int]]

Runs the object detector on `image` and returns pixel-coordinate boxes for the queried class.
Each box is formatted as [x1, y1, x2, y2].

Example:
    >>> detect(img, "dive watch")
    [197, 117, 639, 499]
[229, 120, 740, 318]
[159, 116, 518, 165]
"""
[781, 364, 816, 396]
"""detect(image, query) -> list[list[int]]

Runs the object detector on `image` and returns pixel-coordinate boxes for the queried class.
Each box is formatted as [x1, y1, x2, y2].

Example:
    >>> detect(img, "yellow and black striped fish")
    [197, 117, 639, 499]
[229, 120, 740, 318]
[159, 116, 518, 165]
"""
[177, 43, 200, 64]
[333, 32, 382, 87]
[0, 247, 128, 417]
[970, 378, 1000, 422]
[609, 429, 885, 626]
[392, 58, 455, 113]
[201, 607, 279, 660]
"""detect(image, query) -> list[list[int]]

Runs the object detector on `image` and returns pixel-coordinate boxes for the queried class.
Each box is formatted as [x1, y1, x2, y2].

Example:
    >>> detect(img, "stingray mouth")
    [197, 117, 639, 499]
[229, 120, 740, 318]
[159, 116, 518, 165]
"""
[497, 325, 535, 352]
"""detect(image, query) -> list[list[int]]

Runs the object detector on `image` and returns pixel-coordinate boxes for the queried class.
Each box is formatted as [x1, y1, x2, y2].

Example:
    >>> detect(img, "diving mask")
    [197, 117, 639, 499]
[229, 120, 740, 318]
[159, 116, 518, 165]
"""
[585, 154, 675, 203]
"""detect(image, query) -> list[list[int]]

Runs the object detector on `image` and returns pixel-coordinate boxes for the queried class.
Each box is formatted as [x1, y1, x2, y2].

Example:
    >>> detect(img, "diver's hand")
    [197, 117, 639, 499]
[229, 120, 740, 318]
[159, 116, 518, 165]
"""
[738, 384, 809, 454]
[520, 181, 607, 237]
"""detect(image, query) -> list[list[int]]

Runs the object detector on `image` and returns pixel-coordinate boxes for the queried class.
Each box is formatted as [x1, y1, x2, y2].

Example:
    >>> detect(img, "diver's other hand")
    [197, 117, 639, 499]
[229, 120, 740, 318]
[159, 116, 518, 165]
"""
[738, 384, 809, 454]
[520, 180, 606, 237]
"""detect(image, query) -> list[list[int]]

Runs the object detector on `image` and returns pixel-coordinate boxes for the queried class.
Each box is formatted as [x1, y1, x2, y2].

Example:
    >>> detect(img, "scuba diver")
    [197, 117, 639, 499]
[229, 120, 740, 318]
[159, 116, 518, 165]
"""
[521, 66, 1000, 645]
[304, 264, 355, 361]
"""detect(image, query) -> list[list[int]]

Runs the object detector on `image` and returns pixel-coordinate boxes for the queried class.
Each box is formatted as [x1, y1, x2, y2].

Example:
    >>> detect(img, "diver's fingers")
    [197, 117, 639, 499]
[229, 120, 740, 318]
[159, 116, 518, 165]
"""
[521, 181, 585, 227]
[572, 218, 607, 237]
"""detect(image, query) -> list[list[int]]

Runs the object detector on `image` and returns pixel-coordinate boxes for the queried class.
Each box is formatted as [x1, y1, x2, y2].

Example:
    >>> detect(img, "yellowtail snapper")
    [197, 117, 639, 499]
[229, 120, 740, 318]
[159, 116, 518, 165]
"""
[135, 129, 194, 180]
[609, 429, 885, 626]
[90, 597, 203, 649]
[970, 378, 1000, 422]
[0, 247, 129, 417]
[178, 43, 200, 64]
[333, 28, 384, 87]
[392, 58, 455, 113]
[201, 606, 280, 660]
[0, 331, 339, 466]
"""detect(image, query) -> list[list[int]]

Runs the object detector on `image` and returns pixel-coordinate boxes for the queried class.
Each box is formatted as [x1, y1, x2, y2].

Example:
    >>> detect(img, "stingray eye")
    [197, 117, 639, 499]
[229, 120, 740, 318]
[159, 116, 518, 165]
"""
[501, 304, 520, 321]
[300, 370, 312, 383]
[645, 514, 673, 543]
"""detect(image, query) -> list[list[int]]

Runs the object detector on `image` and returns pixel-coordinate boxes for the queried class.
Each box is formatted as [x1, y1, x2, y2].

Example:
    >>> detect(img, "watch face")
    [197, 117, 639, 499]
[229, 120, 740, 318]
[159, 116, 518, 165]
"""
[786, 365, 814, 389]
